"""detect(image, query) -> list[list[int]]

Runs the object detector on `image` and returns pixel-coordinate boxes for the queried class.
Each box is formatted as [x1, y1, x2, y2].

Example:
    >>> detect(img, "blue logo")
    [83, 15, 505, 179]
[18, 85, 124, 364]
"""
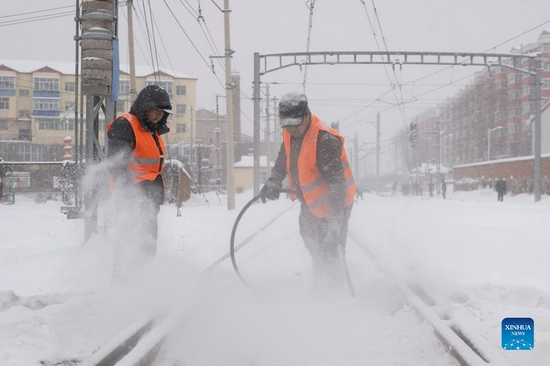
[502, 318, 534, 350]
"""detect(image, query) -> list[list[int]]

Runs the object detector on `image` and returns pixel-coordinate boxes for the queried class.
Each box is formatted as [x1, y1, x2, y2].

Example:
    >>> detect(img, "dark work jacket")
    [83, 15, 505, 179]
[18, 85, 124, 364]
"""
[107, 85, 172, 206]
[269, 118, 348, 214]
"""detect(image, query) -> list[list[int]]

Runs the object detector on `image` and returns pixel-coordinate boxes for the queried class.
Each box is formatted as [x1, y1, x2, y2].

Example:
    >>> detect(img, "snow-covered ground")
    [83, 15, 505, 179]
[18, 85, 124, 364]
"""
[1, 187, 549, 366]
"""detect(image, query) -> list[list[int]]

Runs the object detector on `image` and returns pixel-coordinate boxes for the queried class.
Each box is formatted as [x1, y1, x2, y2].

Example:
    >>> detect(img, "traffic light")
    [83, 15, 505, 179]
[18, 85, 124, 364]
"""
[409, 121, 418, 148]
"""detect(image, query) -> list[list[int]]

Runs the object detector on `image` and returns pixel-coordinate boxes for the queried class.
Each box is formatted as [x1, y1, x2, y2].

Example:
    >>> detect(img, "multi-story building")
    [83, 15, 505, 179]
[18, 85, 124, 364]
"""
[413, 30, 550, 169]
[0, 60, 196, 160]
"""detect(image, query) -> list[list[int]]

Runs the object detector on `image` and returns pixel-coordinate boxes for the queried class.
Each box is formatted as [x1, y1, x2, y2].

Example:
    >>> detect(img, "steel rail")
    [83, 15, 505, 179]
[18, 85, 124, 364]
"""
[348, 230, 511, 366]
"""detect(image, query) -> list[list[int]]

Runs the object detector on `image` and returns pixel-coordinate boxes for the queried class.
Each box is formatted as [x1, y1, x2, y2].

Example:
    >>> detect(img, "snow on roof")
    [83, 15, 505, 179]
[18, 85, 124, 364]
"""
[0, 59, 196, 79]
[234, 155, 273, 168]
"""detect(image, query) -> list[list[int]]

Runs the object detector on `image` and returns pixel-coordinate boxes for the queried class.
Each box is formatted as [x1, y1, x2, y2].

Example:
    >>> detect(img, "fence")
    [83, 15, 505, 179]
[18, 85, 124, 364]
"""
[0, 159, 197, 207]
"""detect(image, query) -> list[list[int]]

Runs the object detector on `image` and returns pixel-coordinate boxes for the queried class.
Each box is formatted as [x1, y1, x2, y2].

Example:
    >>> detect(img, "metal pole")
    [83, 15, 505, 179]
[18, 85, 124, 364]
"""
[354, 133, 359, 180]
[253, 52, 261, 196]
[224, 0, 235, 210]
[74, 0, 80, 163]
[127, 0, 137, 104]
[487, 128, 491, 161]
[436, 118, 441, 195]
[190, 105, 193, 168]
[265, 84, 271, 179]
[216, 96, 221, 180]
[534, 55, 542, 202]
[376, 112, 380, 193]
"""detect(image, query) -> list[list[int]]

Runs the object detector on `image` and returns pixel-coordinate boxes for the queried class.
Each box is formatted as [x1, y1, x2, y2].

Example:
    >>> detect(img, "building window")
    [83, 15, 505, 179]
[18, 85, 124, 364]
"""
[146, 80, 173, 95]
[0, 76, 15, 89]
[0, 97, 9, 109]
[19, 129, 31, 141]
[116, 101, 126, 114]
[522, 101, 535, 114]
[507, 73, 522, 85]
[176, 123, 186, 133]
[33, 77, 59, 91]
[508, 90, 521, 99]
[19, 110, 30, 119]
[19, 89, 30, 97]
[176, 85, 186, 95]
[508, 107, 521, 117]
[36, 118, 75, 131]
[522, 84, 534, 96]
[65, 81, 75, 92]
[495, 80, 507, 89]
[176, 104, 187, 115]
[119, 80, 130, 95]
[0, 119, 7, 130]
[65, 101, 75, 111]
[543, 79, 550, 90]
[33, 99, 59, 111]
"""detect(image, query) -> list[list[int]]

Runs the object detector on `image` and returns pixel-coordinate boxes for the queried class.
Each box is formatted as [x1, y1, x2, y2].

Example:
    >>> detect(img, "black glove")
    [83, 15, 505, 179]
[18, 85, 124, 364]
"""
[260, 179, 280, 203]
[326, 211, 344, 244]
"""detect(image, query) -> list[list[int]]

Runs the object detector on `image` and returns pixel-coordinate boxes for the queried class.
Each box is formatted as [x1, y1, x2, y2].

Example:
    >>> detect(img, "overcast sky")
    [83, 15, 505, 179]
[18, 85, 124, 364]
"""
[2, 0, 550, 169]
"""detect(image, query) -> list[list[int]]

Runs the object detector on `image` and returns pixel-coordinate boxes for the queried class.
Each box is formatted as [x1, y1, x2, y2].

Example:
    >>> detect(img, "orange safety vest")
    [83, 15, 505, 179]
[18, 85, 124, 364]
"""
[107, 112, 165, 183]
[283, 114, 356, 218]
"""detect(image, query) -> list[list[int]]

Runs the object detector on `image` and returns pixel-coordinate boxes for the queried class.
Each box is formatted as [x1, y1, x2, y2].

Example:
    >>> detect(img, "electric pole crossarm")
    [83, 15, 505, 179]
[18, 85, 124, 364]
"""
[258, 51, 534, 75]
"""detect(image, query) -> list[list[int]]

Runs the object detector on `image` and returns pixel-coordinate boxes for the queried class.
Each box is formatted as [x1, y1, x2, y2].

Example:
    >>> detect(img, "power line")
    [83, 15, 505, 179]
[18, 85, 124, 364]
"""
[302, 0, 317, 93]
[0, 11, 73, 28]
[0, 5, 73, 20]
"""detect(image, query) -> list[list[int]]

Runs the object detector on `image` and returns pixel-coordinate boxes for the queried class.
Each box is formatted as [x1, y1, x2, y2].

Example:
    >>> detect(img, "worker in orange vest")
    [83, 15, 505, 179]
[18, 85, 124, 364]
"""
[260, 92, 356, 293]
[106, 85, 172, 278]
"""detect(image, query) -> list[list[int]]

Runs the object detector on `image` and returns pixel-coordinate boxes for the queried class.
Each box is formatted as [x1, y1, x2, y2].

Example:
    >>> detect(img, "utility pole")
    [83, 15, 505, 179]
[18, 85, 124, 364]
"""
[395, 137, 398, 176]
[354, 133, 359, 180]
[436, 117, 441, 195]
[215, 95, 225, 181]
[273, 97, 279, 147]
[127, 0, 137, 104]
[376, 112, 380, 193]
[223, 0, 235, 210]
[190, 105, 194, 169]
[265, 84, 271, 176]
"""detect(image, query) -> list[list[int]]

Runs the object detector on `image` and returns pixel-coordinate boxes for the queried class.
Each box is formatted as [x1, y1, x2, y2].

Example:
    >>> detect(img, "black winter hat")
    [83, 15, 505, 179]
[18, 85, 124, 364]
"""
[279, 92, 308, 127]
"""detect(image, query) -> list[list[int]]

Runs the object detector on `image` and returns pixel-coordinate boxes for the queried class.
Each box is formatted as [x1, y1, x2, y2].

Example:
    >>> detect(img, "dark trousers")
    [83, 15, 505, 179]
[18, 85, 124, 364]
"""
[299, 203, 353, 292]
[498, 192, 504, 202]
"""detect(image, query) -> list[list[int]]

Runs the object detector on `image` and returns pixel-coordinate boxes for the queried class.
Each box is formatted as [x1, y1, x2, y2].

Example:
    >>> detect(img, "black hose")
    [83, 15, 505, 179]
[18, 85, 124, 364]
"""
[229, 189, 355, 297]
[229, 189, 293, 286]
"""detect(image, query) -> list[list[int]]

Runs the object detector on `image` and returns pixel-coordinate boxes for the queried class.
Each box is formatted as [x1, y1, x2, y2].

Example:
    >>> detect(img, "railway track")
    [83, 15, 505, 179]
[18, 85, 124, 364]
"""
[76, 206, 511, 366]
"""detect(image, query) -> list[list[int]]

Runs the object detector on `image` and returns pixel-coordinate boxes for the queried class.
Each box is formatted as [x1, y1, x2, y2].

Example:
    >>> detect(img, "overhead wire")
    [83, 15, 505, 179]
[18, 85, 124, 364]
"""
[162, 0, 225, 89]
[0, 11, 73, 27]
[302, 0, 317, 93]
[139, 0, 161, 82]
[0, 5, 73, 20]
[358, 0, 409, 128]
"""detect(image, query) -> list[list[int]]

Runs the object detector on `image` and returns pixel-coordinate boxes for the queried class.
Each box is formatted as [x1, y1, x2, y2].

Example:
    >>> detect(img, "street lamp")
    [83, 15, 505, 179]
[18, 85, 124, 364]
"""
[487, 126, 504, 161]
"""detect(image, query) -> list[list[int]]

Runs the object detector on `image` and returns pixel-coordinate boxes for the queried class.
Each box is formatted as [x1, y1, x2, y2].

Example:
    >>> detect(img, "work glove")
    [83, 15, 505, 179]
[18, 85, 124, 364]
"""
[326, 211, 344, 244]
[260, 178, 280, 203]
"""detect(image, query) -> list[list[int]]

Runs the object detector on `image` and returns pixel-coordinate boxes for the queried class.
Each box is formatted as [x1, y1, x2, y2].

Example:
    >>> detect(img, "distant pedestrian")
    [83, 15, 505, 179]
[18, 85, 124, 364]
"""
[441, 179, 447, 199]
[391, 181, 398, 196]
[355, 186, 364, 202]
[428, 182, 434, 197]
[495, 177, 507, 202]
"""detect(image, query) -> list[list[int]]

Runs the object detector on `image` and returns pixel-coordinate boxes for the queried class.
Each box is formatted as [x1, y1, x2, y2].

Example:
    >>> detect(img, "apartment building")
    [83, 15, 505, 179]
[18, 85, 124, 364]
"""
[0, 60, 196, 160]
[414, 30, 550, 168]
